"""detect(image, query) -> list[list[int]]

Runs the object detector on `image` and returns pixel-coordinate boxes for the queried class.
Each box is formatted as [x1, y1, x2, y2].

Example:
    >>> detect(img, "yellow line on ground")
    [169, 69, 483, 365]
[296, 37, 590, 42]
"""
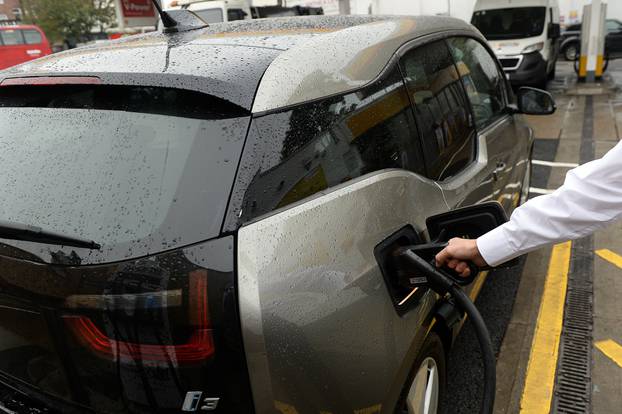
[469, 270, 489, 301]
[595, 249, 622, 269]
[520, 241, 572, 414]
[595, 339, 622, 368]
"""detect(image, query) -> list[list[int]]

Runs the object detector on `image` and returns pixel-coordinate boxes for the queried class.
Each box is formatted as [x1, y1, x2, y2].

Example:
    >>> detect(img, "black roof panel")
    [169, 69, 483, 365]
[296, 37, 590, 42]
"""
[0, 15, 475, 109]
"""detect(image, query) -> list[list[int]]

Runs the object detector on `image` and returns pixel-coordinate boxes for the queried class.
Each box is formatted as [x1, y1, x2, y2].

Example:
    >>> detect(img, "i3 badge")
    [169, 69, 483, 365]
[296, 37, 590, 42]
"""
[182, 392, 203, 412]
[182, 392, 220, 411]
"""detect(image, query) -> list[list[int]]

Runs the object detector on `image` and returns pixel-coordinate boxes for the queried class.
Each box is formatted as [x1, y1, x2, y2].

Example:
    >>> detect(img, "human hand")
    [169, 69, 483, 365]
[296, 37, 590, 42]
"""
[435, 238, 488, 278]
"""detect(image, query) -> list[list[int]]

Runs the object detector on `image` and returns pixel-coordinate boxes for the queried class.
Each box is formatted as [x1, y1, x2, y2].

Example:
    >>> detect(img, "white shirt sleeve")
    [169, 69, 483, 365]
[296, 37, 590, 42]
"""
[477, 140, 622, 267]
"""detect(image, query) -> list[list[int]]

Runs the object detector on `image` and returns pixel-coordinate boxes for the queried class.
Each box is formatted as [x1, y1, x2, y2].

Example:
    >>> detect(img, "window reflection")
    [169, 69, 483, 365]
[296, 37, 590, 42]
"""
[241, 69, 424, 220]
[447, 37, 506, 128]
[400, 40, 476, 181]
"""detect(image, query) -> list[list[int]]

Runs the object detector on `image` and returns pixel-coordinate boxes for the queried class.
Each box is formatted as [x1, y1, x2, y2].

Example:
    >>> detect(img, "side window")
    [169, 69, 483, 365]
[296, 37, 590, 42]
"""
[237, 68, 425, 221]
[227, 9, 247, 21]
[0, 29, 25, 46]
[22, 30, 43, 45]
[606, 20, 622, 33]
[400, 40, 476, 181]
[447, 37, 507, 129]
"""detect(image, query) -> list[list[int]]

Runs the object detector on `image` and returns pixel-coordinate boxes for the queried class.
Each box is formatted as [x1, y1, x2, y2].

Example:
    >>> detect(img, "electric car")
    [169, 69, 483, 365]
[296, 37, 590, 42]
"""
[0, 15, 554, 414]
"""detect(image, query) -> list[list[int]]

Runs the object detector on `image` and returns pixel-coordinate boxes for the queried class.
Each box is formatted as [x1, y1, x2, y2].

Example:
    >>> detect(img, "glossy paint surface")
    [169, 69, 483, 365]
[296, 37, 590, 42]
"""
[0, 236, 253, 413]
[238, 170, 448, 412]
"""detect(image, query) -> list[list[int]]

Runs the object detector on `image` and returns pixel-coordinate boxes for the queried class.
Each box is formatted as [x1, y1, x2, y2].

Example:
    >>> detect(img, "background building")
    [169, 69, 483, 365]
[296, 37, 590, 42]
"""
[0, 0, 22, 21]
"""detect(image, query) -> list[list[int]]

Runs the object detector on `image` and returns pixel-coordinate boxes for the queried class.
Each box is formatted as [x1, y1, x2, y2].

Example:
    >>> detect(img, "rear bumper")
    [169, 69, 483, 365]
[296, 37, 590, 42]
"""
[500, 52, 548, 86]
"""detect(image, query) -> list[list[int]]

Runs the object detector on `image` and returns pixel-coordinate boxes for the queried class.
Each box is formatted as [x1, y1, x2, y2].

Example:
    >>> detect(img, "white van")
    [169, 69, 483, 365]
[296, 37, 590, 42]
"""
[471, 0, 561, 88]
[168, 0, 251, 23]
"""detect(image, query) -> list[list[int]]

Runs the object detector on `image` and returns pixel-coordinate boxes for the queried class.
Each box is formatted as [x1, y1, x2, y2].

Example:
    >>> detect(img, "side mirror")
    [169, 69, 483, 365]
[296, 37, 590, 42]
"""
[548, 22, 561, 39]
[516, 87, 556, 115]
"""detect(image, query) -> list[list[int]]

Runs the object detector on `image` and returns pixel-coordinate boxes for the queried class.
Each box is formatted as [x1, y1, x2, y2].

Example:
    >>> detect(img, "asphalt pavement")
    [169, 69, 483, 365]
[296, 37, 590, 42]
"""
[442, 60, 584, 413]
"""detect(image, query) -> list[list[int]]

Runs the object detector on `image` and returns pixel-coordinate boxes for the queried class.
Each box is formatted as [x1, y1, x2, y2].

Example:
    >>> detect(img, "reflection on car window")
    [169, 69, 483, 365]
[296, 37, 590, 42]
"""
[0, 29, 24, 46]
[400, 40, 476, 181]
[236, 68, 424, 222]
[22, 29, 42, 45]
[0, 85, 249, 258]
[447, 37, 506, 129]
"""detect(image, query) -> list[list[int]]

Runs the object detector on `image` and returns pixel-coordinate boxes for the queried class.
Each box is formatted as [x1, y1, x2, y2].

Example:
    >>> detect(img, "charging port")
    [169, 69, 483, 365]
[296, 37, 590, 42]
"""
[374, 226, 426, 315]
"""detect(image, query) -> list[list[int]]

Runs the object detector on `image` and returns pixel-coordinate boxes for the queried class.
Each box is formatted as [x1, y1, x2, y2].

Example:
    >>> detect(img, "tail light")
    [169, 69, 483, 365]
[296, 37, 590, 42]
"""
[63, 268, 214, 366]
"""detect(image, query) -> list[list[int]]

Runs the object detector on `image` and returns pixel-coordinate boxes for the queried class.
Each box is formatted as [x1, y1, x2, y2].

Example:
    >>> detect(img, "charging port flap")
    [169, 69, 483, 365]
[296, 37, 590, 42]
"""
[374, 225, 426, 315]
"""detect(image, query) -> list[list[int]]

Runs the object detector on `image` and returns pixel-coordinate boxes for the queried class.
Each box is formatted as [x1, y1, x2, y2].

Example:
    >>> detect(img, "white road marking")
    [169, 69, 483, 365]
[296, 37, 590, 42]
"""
[532, 160, 579, 168]
[529, 187, 556, 195]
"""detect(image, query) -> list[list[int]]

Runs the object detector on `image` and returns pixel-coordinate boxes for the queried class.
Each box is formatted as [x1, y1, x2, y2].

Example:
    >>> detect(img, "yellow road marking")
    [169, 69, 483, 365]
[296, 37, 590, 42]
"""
[596, 55, 605, 77]
[469, 270, 489, 301]
[353, 404, 381, 414]
[274, 401, 299, 414]
[595, 249, 622, 269]
[595, 339, 622, 368]
[520, 241, 572, 414]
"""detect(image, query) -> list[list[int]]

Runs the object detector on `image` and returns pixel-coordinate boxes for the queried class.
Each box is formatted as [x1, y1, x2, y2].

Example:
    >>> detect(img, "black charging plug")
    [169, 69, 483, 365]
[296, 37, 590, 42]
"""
[392, 243, 479, 292]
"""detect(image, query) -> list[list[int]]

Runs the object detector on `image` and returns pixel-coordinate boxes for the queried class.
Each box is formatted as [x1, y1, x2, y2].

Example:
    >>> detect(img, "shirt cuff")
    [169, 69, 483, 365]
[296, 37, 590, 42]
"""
[477, 226, 514, 267]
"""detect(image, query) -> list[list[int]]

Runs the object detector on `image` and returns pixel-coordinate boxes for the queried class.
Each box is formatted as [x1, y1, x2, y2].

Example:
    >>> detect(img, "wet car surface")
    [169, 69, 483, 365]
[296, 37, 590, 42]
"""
[0, 14, 536, 413]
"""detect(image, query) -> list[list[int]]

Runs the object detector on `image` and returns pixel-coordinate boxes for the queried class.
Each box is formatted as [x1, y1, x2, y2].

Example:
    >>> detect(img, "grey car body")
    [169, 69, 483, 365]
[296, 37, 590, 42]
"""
[0, 15, 533, 413]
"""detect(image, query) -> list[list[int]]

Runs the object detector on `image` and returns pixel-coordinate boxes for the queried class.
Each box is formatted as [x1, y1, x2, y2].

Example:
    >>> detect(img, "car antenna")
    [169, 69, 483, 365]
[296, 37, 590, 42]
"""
[150, 0, 208, 32]
[151, 0, 177, 28]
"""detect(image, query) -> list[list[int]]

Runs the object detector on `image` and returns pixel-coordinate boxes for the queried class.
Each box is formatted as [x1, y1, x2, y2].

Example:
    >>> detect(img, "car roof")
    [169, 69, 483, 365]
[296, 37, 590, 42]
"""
[0, 25, 42, 31]
[0, 15, 479, 112]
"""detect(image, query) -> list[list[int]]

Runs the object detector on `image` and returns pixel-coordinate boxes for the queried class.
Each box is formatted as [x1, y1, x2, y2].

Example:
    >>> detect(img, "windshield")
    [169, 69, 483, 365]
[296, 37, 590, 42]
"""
[0, 85, 249, 264]
[472, 7, 547, 40]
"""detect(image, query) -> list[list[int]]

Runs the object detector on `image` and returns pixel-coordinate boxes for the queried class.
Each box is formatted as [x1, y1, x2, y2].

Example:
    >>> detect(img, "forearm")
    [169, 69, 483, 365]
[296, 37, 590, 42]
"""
[477, 142, 622, 266]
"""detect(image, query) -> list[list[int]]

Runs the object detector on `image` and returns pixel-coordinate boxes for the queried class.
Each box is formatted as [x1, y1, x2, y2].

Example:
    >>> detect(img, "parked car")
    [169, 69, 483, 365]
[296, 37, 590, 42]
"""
[0, 15, 553, 413]
[471, 0, 561, 88]
[561, 19, 622, 61]
[0, 24, 52, 70]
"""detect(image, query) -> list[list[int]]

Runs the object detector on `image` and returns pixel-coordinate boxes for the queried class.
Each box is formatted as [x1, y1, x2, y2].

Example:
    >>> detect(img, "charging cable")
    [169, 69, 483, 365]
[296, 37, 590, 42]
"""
[396, 247, 496, 414]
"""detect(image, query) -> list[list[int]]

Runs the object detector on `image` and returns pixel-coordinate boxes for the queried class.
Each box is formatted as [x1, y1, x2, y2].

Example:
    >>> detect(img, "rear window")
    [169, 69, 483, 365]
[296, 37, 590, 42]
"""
[0, 29, 24, 46]
[0, 85, 249, 263]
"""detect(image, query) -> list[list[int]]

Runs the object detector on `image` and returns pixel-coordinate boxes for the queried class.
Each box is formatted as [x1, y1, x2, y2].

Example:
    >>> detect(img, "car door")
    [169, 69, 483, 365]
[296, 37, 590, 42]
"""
[399, 39, 494, 209]
[445, 36, 528, 214]
[235, 66, 450, 412]
[549, 6, 561, 64]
